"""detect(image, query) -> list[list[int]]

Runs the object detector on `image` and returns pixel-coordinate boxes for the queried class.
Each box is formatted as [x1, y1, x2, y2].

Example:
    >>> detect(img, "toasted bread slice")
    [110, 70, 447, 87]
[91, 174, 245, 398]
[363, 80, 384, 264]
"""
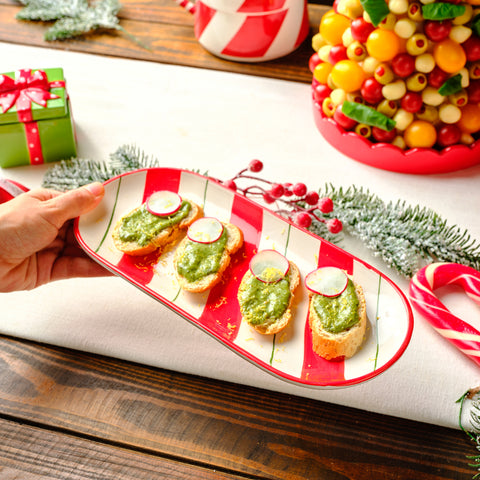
[112, 199, 203, 256]
[174, 222, 244, 293]
[309, 282, 367, 360]
[238, 261, 300, 335]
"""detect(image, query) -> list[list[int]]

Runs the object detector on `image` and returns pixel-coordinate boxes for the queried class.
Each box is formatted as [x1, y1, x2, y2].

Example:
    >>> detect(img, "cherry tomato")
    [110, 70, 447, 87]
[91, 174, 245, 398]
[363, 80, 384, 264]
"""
[457, 104, 480, 133]
[320, 13, 350, 46]
[366, 29, 401, 62]
[391, 53, 415, 78]
[328, 45, 348, 65]
[361, 77, 384, 104]
[331, 60, 365, 92]
[404, 120, 437, 148]
[433, 39, 466, 74]
[424, 20, 452, 42]
[372, 127, 396, 143]
[313, 61, 333, 85]
[463, 36, 480, 62]
[401, 92, 423, 113]
[350, 17, 375, 44]
[428, 67, 449, 89]
[309, 53, 321, 73]
[313, 84, 332, 102]
[437, 124, 461, 147]
[467, 79, 480, 104]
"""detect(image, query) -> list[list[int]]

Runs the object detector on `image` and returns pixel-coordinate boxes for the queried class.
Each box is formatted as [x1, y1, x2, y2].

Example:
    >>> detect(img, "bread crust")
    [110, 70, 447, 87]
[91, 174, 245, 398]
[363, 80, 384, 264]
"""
[309, 283, 367, 360]
[238, 260, 300, 335]
[112, 199, 203, 256]
[174, 222, 244, 293]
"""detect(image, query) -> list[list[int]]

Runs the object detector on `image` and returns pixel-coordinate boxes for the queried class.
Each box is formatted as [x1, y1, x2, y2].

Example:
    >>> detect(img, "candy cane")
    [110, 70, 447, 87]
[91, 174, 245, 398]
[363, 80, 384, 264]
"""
[409, 263, 480, 367]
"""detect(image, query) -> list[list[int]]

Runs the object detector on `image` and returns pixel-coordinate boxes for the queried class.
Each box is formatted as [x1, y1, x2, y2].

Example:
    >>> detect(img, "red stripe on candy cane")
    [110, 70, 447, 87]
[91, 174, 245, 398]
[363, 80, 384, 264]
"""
[409, 263, 480, 367]
[173, 0, 195, 14]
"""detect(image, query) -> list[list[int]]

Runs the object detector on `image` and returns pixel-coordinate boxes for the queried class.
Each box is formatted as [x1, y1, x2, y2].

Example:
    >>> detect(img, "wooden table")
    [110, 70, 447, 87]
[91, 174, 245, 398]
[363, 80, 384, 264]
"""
[0, 1, 476, 478]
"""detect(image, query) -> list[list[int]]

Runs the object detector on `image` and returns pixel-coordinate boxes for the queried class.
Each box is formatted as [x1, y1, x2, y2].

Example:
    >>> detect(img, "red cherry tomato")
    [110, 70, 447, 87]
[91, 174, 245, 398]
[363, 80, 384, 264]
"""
[361, 77, 384, 104]
[372, 126, 396, 143]
[391, 53, 415, 78]
[424, 20, 452, 42]
[437, 124, 461, 147]
[328, 45, 348, 65]
[467, 79, 480, 104]
[401, 92, 423, 113]
[350, 17, 375, 44]
[463, 36, 480, 62]
[313, 84, 333, 102]
[428, 67, 449, 89]
[309, 53, 321, 73]
[333, 104, 358, 130]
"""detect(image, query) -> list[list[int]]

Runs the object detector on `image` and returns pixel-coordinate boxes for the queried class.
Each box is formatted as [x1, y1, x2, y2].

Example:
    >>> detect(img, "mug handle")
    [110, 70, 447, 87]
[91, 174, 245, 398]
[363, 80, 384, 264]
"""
[173, 0, 196, 14]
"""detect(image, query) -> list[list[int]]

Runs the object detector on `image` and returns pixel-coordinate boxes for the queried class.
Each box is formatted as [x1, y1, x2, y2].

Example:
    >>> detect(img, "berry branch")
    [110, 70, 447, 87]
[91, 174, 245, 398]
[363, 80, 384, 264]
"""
[219, 159, 343, 235]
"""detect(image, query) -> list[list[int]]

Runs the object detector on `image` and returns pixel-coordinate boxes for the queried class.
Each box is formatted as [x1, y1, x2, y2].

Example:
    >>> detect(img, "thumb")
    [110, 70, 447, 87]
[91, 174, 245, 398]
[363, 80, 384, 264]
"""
[46, 182, 105, 227]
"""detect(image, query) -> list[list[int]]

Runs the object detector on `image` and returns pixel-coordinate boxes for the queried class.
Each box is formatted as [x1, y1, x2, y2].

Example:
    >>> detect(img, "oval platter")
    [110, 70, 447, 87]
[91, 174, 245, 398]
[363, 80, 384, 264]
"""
[74, 168, 413, 388]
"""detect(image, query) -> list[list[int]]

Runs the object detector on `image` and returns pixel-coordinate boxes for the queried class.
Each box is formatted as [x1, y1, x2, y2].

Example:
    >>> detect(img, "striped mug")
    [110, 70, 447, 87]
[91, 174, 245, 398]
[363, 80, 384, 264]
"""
[175, 0, 309, 62]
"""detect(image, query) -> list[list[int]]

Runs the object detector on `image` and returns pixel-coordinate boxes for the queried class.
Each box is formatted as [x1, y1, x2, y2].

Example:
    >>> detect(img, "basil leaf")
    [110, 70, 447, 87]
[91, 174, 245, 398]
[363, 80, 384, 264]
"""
[438, 74, 463, 96]
[342, 101, 396, 131]
[421, 3, 465, 20]
[360, 0, 389, 27]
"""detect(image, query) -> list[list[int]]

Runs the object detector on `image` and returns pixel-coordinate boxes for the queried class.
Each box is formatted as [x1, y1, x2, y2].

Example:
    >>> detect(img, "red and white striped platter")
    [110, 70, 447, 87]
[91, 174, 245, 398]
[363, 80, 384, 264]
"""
[74, 168, 413, 388]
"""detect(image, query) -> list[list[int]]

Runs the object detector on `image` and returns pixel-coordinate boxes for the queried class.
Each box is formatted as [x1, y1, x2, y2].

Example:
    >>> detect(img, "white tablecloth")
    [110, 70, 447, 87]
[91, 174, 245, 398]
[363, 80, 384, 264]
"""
[1, 42, 480, 429]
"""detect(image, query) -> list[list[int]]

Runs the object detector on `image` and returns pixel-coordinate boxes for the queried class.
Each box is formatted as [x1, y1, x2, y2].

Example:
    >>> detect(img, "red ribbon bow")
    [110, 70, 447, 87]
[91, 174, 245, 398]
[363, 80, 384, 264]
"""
[0, 69, 66, 165]
[0, 69, 64, 123]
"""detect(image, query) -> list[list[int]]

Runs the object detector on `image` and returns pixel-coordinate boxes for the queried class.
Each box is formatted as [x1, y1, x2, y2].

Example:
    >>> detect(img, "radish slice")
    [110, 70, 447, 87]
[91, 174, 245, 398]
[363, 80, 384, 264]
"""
[250, 250, 290, 284]
[146, 191, 182, 216]
[187, 217, 224, 244]
[305, 267, 348, 297]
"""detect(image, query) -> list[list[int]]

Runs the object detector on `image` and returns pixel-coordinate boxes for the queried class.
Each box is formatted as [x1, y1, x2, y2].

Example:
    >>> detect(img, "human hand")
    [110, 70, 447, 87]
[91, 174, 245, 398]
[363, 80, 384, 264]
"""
[0, 182, 110, 292]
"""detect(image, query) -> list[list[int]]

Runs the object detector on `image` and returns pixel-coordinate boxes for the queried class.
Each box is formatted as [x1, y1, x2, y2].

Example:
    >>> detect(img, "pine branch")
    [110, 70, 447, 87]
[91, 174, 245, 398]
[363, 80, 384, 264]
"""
[15, 0, 147, 47]
[42, 144, 161, 190]
[44, 0, 120, 41]
[16, 0, 88, 21]
[319, 184, 480, 277]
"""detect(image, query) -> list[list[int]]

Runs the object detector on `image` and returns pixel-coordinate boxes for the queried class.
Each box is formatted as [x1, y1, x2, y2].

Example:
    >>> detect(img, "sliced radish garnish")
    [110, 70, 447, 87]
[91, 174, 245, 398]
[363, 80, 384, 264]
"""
[305, 267, 348, 297]
[249, 250, 290, 283]
[146, 191, 182, 216]
[187, 217, 224, 244]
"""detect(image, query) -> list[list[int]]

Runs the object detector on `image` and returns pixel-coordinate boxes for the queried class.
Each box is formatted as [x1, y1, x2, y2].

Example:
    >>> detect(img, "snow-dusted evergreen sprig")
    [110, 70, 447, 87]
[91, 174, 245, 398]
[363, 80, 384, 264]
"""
[16, 0, 88, 21]
[457, 388, 480, 478]
[16, 0, 145, 46]
[320, 184, 480, 278]
[42, 144, 160, 190]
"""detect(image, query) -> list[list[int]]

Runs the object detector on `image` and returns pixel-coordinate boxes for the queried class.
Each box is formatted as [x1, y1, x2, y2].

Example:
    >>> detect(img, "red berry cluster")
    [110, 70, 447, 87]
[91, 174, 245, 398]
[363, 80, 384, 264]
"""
[221, 160, 343, 234]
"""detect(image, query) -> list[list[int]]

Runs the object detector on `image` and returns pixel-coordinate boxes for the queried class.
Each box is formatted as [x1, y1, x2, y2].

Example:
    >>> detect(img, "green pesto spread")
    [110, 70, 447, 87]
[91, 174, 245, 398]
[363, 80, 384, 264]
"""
[239, 270, 290, 326]
[118, 201, 191, 247]
[176, 228, 228, 282]
[313, 279, 359, 334]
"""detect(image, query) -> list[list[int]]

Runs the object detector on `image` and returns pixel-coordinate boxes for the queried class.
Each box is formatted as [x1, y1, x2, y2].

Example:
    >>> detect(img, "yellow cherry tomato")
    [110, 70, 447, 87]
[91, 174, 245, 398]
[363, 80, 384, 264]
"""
[464, 0, 480, 5]
[433, 39, 466, 74]
[330, 60, 365, 92]
[366, 29, 401, 62]
[313, 61, 333, 85]
[457, 104, 480, 133]
[320, 13, 351, 46]
[404, 120, 437, 148]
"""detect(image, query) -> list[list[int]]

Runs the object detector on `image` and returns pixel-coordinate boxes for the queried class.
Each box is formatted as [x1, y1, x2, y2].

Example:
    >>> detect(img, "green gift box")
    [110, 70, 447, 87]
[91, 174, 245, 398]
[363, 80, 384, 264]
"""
[0, 68, 77, 168]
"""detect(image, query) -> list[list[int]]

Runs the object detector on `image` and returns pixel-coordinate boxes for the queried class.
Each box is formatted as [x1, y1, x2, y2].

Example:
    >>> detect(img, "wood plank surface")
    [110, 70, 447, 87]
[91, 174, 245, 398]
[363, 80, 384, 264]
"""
[0, 335, 474, 480]
[0, 1, 327, 83]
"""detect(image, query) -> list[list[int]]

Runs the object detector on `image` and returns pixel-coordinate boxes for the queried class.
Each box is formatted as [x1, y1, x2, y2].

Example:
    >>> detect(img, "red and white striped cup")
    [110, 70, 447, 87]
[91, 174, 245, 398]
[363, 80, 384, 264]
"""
[175, 0, 309, 62]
